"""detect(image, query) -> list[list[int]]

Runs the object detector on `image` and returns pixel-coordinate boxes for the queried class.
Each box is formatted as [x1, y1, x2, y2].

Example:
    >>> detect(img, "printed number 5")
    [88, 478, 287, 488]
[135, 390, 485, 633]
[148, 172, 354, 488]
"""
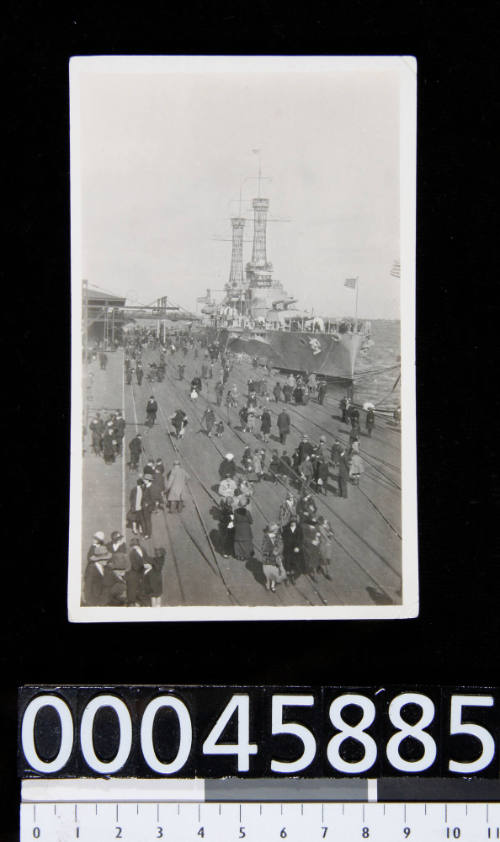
[271, 695, 316, 773]
[449, 695, 495, 773]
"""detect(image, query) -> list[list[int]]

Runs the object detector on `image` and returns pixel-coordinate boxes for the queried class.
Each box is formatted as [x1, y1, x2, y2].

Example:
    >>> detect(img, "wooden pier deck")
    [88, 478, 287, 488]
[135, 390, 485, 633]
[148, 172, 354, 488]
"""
[82, 346, 402, 608]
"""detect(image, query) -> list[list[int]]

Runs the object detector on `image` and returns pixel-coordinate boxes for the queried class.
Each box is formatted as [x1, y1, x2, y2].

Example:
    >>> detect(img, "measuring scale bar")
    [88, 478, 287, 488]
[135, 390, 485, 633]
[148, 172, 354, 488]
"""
[20, 798, 500, 842]
[23, 778, 376, 803]
[22, 776, 500, 803]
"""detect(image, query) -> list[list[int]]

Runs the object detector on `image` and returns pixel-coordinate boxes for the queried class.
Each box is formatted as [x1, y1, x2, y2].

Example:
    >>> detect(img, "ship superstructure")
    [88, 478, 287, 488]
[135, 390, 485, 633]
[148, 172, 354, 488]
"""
[201, 186, 371, 380]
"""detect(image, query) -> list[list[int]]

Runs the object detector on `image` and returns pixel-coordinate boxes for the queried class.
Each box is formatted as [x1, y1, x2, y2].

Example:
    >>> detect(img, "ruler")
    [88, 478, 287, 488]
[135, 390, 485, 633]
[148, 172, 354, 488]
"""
[20, 781, 500, 841]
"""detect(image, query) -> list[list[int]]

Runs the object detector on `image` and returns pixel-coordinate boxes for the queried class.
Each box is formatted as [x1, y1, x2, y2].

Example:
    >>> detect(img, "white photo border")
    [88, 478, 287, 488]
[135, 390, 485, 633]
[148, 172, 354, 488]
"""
[68, 54, 418, 622]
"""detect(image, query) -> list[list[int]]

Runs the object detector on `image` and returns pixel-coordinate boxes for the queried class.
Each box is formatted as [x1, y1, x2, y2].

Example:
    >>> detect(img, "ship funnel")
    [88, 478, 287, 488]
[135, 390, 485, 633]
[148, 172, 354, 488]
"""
[229, 217, 245, 286]
[251, 197, 270, 267]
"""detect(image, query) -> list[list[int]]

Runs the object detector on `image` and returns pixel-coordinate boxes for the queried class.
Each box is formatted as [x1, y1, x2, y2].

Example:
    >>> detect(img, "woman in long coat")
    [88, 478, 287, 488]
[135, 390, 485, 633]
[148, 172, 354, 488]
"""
[301, 518, 322, 580]
[102, 428, 116, 464]
[317, 516, 334, 580]
[259, 525, 287, 592]
[281, 518, 304, 584]
[233, 504, 254, 560]
[314, 455, 329, 495]
[125, 540, 149, 606]
[166, 461, 190, 512]
[144, 547, 165, 607]
[150, 467, 166, 511]
[218, 498, 234, 558]
[279, 493, 297, 528]
[260, 409, 272, 442]
[349, 452, 364, 485]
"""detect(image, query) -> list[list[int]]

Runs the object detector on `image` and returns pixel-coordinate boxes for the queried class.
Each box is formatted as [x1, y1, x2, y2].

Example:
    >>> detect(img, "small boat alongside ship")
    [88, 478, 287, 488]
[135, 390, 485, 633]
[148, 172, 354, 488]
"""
[199, 189, 372, 381]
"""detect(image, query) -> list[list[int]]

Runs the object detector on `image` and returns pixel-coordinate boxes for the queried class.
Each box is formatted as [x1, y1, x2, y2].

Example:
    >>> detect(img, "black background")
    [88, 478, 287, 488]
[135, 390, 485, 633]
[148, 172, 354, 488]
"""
[3, 1, 500, 837]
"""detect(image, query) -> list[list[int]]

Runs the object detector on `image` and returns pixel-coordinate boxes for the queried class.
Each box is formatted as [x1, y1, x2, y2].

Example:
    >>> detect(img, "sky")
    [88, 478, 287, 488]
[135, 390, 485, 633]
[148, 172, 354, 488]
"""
[75, 61, 403, 319]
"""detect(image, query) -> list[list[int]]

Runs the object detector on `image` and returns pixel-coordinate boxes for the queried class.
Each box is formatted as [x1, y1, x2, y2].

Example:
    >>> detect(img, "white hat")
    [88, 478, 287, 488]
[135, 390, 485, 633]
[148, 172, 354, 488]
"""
[225, 453, 234, 460]
[93, 531, 105, 542]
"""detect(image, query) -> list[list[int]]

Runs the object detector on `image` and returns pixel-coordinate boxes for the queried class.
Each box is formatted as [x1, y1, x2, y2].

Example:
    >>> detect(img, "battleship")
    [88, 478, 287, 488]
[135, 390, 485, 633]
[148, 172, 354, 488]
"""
[199, 190, 372, 381]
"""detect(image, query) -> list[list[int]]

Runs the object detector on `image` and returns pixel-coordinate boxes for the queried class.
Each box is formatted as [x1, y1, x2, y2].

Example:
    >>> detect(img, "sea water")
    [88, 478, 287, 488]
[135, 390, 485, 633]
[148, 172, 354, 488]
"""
[329, 319, 401, 410]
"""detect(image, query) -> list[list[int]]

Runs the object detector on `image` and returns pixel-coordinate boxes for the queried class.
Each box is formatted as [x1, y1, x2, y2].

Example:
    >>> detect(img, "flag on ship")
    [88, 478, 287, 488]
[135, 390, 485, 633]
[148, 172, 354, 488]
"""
[344, 277, 357, 289]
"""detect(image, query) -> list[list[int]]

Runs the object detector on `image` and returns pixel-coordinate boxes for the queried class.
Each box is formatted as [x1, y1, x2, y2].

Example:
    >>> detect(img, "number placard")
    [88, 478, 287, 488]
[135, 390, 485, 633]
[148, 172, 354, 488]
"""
[17, 685, 500, 780]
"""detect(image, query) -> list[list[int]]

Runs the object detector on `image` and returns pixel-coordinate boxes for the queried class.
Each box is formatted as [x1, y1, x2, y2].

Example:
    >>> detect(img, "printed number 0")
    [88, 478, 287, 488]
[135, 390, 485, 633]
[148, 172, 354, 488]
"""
[386, 693, 436, 772]
[327, 694, 377, 773]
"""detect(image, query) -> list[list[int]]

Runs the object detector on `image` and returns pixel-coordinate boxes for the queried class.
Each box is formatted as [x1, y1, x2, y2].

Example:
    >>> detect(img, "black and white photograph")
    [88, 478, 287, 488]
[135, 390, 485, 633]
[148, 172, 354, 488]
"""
[68, 55, 417, 620]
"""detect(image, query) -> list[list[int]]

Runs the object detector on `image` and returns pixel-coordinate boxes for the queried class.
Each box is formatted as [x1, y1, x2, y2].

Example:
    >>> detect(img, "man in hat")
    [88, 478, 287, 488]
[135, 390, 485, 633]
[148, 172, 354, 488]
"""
[129, 433, 143, 470]
[277, 408, 291, 445]
[317, 435, 329, 463]
[170, 409, 187, 439]
[338, 448, 350, 498]
[84, 532, 113, 605]
[128, 478, 145, 535]
[317, 380, 327, 405]
[281, 516, 304, 585]
[219, 453, 236, 480]
[166, 460, 190, 513]
[201, 406, 216, 437]
[330, 436, 342, 467]
[136, 361, 144, 386]
[87, 531, 111, 564]
[299, 454, 314, 492]
[273, 381, 282, 402]
[107, 531, 127, 571]
[102, 424, 116, 464]
[146, 395, 158, 427]
[178, 362, 185, 380]
[215, 379, 224, 406]
[297, 434, 314, 465]
[125, 537, 150, 606]
[259, 407, 272, 442]
[238, 405, 248, 432]
[365, 407, 375, 437]
[314, 447, 329, 495]
[268, 450, 282, 483]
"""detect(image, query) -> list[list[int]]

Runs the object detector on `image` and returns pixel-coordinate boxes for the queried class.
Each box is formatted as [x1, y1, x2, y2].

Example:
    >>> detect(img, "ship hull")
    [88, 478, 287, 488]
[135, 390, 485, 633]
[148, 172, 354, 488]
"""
[206, 328, 363, 380]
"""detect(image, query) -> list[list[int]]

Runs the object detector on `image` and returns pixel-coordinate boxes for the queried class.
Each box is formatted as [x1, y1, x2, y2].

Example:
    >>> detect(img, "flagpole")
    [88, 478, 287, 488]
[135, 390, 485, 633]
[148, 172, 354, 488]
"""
[355, 277, 359, 330]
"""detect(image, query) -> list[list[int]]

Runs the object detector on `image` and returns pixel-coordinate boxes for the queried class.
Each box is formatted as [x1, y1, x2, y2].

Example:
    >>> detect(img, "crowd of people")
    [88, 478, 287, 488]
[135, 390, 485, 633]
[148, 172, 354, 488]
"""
[88, 410, 125, 463]
[84, 530, 165, 607]
[215, 453, 336, 592]
[84, 326, 384, 604]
